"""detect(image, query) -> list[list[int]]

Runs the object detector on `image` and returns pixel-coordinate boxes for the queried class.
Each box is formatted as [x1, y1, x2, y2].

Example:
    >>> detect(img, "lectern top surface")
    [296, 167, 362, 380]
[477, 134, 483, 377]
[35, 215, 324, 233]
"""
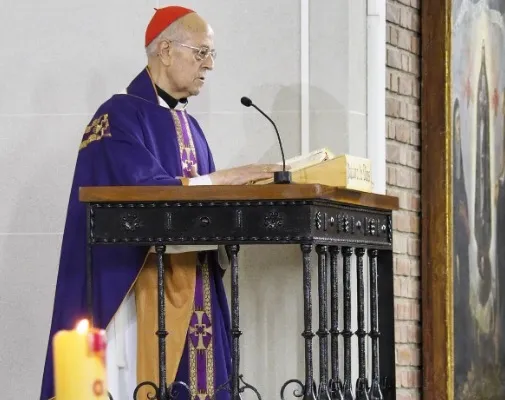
[79, 184, 399, 211]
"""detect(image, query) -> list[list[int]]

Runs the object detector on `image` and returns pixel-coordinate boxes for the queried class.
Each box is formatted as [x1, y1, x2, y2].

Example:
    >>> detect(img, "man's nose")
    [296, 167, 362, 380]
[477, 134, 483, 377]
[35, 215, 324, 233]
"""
[203, 55, 214, 70]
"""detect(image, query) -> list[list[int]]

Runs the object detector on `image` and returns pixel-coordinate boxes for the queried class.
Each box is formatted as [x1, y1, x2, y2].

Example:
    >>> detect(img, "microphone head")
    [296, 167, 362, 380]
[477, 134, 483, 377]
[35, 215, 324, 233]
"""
[240, 96, 253, 107]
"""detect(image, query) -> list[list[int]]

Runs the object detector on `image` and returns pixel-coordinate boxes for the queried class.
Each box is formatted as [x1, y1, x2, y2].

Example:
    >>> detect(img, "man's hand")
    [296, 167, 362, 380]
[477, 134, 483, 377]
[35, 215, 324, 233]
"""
[208, 164, 284, 185]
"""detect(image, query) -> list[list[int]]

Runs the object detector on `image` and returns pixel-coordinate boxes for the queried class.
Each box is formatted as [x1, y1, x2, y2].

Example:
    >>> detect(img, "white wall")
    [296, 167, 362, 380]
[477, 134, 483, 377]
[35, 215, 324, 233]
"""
[0, 1, 384, 398]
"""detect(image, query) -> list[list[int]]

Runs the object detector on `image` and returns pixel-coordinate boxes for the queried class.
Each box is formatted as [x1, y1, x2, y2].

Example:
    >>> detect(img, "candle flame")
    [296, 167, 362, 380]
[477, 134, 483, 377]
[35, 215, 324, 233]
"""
[76, 319, 89, 334]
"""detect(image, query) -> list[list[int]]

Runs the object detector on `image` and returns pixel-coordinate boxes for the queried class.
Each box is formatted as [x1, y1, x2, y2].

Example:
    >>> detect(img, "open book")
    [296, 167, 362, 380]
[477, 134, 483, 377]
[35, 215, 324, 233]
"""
[254, 148, 373, 192]
[278, 148, 336, 171]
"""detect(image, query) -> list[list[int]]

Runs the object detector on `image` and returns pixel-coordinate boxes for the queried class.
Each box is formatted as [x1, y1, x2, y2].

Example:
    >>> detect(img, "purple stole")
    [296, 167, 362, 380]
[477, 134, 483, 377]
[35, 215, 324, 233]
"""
[171, 108, 217, 397]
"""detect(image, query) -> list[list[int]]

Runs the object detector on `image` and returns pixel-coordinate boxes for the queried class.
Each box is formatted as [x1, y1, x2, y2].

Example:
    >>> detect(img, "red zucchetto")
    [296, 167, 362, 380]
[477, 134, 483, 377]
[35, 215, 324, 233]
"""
[145, 6, 195, 47]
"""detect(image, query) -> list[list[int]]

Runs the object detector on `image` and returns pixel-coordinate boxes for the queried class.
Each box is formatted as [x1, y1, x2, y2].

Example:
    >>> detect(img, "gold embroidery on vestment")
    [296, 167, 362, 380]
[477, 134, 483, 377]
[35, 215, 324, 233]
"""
[203, 265, 215, 398]
[79, 114, 112, 150]
[169, 109, 198, 174]
[188, 263, 215, 398]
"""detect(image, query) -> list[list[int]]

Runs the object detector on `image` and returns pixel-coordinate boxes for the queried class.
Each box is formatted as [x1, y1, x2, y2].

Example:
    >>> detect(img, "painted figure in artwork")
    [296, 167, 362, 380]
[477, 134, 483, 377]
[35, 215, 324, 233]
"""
[453, 98, 474, 386]
[474, 41, 492, 306]
[496, 87, 505, 371]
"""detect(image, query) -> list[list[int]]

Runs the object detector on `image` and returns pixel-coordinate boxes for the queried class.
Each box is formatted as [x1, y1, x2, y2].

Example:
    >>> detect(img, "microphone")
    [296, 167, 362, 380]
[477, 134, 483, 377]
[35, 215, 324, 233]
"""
[240, 96, 292, 184]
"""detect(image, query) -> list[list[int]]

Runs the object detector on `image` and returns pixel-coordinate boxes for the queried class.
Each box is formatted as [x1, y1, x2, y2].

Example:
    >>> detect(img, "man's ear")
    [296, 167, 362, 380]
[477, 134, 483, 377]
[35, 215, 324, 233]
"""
[158, 40, 172, 66]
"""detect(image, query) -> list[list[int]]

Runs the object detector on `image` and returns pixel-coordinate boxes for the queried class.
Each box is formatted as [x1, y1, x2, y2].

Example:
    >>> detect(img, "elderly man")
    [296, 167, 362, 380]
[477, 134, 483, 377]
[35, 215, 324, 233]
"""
[40, 6, 280, 400]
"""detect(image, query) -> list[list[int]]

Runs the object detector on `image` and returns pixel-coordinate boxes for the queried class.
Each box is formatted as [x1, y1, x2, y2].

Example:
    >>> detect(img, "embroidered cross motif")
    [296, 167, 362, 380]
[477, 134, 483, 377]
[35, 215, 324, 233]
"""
[188, 264, 215, 398]
[182, 156, 196, 173]
[189, 310, 213, 350]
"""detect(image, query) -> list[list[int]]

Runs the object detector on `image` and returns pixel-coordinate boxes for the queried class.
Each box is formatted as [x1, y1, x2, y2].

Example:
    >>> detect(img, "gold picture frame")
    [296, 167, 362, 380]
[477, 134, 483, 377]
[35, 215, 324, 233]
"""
[421, 0, 454, 398]
[422, 0, 505, 398]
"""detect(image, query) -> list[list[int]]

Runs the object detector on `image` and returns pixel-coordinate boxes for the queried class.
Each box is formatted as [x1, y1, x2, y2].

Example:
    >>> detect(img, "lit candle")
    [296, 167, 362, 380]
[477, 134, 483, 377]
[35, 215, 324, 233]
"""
[53, 319, 108, 399]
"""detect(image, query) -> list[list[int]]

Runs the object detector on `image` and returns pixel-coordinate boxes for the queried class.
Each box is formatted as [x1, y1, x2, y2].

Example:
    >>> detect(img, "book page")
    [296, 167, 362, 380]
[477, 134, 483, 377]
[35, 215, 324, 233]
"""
[280, 148, 335, 172]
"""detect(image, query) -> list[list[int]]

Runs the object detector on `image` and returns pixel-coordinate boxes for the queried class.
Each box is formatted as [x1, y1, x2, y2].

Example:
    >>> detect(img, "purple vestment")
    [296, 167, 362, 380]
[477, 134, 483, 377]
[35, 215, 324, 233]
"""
[40, 68, 232, 400]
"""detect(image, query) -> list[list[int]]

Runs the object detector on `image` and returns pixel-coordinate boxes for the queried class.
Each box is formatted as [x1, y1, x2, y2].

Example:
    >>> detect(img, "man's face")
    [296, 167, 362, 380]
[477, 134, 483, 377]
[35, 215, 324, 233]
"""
[164, 28, 215, 98]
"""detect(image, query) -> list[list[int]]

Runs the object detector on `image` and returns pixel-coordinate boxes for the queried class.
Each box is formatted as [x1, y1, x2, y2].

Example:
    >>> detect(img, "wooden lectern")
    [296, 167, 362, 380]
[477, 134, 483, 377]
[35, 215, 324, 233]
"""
[80, 183, 399, 400]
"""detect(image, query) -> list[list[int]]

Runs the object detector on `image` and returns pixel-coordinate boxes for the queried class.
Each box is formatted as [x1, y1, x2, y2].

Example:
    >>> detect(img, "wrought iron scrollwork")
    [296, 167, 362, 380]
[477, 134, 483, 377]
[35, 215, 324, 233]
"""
[110, 379, 191, 400]
[280, 379, 318, 400]
[239, 374, 262, 399]
[132, 381, 159, 399]
[167, 380, 191, 399]
[280, 379, 305, 400]
[210, 375, 262, 400]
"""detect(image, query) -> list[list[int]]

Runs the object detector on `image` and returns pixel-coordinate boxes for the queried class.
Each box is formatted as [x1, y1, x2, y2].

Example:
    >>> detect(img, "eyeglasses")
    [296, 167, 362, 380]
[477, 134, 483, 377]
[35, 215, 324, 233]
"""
[172, 41, 217, 61]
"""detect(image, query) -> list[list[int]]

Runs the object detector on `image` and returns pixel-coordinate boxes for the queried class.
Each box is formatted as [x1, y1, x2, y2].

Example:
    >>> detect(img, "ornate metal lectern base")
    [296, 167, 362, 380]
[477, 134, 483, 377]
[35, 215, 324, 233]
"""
[81, 185, 398, 400]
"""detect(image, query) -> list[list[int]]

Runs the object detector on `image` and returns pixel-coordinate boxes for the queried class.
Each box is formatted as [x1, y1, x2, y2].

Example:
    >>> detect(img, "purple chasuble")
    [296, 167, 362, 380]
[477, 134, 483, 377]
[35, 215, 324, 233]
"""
[40, 68, 232, 400]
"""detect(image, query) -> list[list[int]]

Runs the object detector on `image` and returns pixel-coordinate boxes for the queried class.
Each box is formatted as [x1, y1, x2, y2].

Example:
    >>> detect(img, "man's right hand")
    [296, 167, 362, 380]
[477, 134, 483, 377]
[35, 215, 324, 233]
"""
[208, 164, 284, 185]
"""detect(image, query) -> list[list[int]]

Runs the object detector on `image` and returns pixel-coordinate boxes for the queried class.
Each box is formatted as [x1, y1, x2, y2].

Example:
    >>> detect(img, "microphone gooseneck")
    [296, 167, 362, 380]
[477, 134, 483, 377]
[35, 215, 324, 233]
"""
[240, 96, 292, 184]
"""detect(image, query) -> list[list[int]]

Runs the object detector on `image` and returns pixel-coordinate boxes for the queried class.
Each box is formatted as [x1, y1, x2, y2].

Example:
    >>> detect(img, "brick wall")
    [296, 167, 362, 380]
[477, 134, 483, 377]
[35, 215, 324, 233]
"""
[385, 0, 422, 399]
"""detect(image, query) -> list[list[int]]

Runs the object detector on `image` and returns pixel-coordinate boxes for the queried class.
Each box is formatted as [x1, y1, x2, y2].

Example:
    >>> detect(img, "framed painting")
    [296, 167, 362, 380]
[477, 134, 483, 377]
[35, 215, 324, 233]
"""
[422, 0, 505, 398]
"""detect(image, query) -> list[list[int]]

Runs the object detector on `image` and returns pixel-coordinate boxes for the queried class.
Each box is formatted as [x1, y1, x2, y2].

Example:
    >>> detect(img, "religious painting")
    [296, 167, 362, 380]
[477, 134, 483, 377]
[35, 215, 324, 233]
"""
[422, 0, 505, 399]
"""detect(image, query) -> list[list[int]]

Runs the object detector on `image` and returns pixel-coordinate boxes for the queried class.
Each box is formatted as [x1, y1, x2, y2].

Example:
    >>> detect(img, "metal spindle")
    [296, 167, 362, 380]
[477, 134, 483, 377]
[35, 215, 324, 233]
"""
[316, 245, 331, 400]
[367, 249, 383, 400]
[228, 244, 242, 400]
[301, 244, 316, 400]
[155, 245, 168, 399]
[86, 205, 94, 325]
[329, 247, 343, 400]
[342, 247, 354, 400]
[355, 248, 369, 400]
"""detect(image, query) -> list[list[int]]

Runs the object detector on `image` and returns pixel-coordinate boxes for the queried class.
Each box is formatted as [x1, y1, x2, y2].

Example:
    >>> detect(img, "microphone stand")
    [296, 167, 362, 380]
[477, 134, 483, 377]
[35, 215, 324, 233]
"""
[241, 97, 292, 184]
